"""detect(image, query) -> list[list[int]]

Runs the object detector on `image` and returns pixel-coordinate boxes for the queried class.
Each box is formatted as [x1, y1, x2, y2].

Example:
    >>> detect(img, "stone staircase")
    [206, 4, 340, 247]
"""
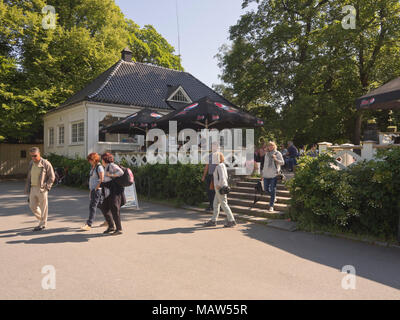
[227, 176, 291, 222]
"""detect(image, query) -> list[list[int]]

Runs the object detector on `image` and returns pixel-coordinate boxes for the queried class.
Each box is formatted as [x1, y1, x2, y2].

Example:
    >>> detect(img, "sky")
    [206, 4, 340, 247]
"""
[115, 0, 256, 88]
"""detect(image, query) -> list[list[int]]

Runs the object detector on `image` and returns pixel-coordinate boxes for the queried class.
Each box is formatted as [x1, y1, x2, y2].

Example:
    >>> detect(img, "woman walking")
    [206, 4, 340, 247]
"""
[261, 141, 285, 212]
[204, 152, 236, 228]
[80, 153, 104, 231]
[100, 152, 125, 235]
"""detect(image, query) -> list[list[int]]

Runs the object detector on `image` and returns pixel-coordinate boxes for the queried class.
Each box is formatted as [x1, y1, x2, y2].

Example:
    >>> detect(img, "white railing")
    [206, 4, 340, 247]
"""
[111, 149, 252, 171]
[378, 131, 400, 145]
[318, 141, 400, 170]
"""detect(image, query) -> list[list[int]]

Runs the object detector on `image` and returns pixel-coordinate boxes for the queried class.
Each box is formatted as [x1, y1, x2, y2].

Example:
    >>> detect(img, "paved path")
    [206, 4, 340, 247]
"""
[0, 181, 399, 299]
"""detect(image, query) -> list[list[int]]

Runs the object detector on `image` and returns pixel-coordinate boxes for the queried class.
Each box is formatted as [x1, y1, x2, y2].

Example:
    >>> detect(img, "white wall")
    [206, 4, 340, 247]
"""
[43, 103, 86, 158]
[44, 101, 171, 159]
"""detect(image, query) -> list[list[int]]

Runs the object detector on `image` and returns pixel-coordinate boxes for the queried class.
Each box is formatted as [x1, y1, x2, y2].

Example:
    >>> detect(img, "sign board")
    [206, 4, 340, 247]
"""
[122, 181, 139, 209]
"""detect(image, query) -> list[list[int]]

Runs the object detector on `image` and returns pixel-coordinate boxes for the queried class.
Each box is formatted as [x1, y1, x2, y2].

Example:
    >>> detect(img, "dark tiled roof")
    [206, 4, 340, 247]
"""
[358, 77, 400, 99]
[58, 60, 233, 111]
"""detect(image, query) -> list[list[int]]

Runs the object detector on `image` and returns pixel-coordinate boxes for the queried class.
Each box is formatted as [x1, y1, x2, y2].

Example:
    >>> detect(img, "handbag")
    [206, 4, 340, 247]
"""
[276, 171, 287, 181]
[219, 185, 231, 195]
[254, 181, 263, 204]
[272, 153, 286, 181]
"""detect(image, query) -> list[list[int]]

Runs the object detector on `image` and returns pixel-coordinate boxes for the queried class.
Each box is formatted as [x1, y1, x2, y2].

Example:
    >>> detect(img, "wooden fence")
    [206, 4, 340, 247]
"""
[0, 144, 44, 178]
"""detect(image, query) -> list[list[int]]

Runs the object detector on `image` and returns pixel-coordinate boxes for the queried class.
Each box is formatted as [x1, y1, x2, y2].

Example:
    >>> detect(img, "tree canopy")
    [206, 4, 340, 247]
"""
[0, 0, 182, 142]
[217, 0, 400, 146]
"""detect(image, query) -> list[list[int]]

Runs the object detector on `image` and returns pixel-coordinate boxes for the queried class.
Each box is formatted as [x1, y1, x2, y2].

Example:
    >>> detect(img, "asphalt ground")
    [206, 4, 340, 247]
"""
[0, 181, 399, 299]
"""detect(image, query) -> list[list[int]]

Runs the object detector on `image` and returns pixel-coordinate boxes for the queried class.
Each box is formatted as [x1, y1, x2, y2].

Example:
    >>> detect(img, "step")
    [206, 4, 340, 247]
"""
[228, 191, 291, 204]
[245, 175, 295, 182]
[185, 205, 270, 225]
[236, 181, 287, 190]
[228, 198, 289, 211]
[229, 204, 287, 219]
[231, 186, 291, 197]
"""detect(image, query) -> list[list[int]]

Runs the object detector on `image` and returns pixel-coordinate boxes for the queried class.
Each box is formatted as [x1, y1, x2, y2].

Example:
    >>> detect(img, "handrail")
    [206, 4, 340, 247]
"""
[373, 144, 400, 149]
[114, 149, 252, 155]
[328, 145, 362, 150]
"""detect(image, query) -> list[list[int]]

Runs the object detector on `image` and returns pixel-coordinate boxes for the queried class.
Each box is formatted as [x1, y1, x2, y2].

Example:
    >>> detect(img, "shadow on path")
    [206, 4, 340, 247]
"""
[6, 232, 106, 245]
[137, 222, 233, 235]
[0, 227, 72, 239]
[241, 223, 400, 291]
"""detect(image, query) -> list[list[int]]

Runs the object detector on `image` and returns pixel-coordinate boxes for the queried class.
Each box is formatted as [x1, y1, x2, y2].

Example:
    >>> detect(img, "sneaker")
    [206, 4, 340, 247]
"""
[269, 207, 274, 212]
[99, 221, 108, 227]
[224, 220, 237, 228]
[111, 230, 123, 236]
[33, 225, 45, 232]
[80, 224, 91, 231]
[204, 220, 217, 227]
[103, 227, 116, 234]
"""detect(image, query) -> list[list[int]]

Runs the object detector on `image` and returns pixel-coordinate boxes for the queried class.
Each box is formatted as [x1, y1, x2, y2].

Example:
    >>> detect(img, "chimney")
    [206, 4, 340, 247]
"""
[121, 47, 133, 62]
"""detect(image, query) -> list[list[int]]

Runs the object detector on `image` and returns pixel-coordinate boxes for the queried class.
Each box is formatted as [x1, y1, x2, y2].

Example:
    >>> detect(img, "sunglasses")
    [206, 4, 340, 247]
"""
[31, 154, 39, 158]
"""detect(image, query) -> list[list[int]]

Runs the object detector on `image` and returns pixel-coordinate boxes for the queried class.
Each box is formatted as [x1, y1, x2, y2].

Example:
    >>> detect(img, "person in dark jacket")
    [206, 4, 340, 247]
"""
[99, 153, 125, 236]
[286, 141, 298, 172]
[201, 142, 219, 211]
[307, 144, 319, 157]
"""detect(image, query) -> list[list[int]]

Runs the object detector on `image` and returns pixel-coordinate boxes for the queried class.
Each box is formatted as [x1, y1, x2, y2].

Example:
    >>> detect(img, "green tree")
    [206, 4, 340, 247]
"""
[126, 21, 183, 71]
[0, 0, 182, 142]
[218, 0, 400, 145]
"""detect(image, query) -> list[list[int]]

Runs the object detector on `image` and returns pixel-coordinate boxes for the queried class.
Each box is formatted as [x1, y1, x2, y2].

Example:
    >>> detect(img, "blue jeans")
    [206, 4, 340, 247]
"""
[263, 177, 277, 207]
[87, 189, 102, 226]
[286, 157, 297, 171]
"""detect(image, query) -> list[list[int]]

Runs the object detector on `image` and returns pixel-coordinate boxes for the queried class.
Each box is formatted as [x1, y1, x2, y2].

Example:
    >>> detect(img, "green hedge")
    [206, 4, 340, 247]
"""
[125, 161, 207, 206]
[45, 154, 207, 205]
[286, 148, 400, 241]
[46, 153, 91, 187]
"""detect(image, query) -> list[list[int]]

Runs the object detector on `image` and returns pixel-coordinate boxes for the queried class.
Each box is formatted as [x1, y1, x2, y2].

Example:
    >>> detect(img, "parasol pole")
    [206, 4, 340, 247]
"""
[145, 127, 148, 150]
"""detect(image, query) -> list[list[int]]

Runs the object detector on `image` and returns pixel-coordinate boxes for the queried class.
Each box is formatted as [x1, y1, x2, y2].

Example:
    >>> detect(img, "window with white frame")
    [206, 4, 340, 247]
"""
[168, 87, 191, 103]
[58, 126, 64, 145]
[71, 121, 84, 143]
[49, 128, 54, 146]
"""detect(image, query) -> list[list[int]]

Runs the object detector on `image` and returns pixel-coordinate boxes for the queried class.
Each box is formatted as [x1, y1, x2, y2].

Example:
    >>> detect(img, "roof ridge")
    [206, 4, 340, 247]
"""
[122, 60, 184, 73]
[88, 60, 124, 99]
[185, 72, 240, 109]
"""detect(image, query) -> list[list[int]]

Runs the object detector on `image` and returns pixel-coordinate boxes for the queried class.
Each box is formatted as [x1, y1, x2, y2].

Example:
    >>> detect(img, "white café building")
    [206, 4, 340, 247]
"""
[43, 48, 234, 158]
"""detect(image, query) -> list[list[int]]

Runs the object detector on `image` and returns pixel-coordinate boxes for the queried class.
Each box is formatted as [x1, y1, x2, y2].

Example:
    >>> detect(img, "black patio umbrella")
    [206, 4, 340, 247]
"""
[356, 77, 400, 110]
[155, 96, 264, 132]
[101, 108, 163, 135]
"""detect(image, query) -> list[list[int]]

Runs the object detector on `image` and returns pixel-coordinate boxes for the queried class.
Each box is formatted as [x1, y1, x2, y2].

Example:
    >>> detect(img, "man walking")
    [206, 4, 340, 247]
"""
[24, 147, 55, 231]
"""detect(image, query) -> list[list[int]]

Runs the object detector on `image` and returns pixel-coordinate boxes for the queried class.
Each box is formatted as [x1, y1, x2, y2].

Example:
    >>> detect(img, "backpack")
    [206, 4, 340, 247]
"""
[113, 165, 134, 187]
[95, 164, 101, 178]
